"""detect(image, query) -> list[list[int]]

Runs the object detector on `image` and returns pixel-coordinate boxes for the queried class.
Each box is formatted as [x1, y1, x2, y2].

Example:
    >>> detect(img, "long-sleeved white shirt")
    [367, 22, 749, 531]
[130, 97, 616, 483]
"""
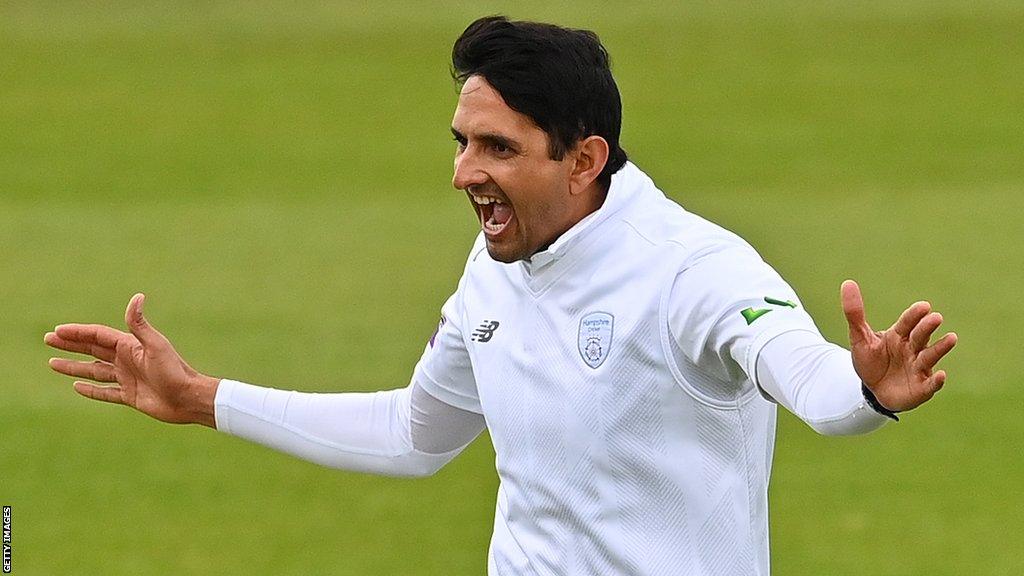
[215, 162, 890, 575]
[214, 329, 886, 477]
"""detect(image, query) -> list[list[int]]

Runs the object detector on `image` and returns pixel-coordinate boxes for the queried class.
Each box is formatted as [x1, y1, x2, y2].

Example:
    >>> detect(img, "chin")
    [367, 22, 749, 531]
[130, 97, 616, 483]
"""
[484, 241, 526, 264]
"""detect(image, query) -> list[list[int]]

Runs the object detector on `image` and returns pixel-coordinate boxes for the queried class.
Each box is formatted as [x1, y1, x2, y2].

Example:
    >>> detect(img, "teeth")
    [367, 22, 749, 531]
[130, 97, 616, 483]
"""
[472, 196, 503, 205]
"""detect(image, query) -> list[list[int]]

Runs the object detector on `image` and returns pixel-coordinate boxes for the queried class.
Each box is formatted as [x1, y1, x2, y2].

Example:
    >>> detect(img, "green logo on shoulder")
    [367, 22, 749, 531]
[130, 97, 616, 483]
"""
[741, 307, 772, 324]
[741, 297, 799, 325]
[763, 296, 797, 309]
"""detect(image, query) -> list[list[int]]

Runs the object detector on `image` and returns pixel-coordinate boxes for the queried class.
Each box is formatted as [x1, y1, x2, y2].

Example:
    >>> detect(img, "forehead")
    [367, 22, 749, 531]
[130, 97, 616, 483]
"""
[452, 76, 540, 137]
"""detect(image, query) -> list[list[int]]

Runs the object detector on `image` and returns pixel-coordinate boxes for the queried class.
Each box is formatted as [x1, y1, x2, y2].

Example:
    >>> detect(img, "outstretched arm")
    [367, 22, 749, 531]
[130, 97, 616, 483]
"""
[667, 248, 958, 435]
[46, 294, 485, 476]
[755, 280, 958, 435]
[215, 378, 484, 477]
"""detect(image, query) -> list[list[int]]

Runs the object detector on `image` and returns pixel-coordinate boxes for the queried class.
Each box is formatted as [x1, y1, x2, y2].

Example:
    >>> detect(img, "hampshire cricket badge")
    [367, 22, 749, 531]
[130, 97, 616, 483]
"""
[578, 311, 614, 369]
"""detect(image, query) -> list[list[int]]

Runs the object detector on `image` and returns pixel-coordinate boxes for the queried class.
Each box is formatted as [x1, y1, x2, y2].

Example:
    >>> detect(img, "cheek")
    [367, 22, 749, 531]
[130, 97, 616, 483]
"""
[517, 185, 565, 234]
[505, 164, 571, 237]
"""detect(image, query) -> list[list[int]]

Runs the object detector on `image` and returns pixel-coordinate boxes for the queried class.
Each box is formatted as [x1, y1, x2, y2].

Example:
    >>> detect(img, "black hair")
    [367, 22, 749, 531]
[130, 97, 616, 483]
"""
[452, 16, 628, 190]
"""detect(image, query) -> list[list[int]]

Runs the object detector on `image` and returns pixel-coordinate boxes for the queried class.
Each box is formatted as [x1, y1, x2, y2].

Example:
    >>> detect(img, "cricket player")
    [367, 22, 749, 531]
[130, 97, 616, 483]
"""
[45, 16, 957, 575]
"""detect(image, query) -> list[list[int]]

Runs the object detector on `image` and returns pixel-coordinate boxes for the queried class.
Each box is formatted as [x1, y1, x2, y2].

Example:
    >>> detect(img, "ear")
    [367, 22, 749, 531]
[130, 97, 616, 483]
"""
[568, 135, 610, 195]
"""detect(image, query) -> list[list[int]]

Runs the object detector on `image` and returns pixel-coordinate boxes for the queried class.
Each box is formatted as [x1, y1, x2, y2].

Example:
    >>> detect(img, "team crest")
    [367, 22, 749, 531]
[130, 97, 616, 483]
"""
[578, 311, 614, 369]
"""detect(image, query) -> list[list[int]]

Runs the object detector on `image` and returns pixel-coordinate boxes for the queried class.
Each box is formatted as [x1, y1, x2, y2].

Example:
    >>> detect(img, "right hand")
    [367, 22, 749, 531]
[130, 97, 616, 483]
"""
[45, 294, 220, 427]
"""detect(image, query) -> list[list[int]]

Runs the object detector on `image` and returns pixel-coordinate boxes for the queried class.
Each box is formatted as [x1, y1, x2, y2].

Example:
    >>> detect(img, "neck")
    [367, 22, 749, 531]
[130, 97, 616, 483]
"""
[531, 183, 609, 256]
[580, 182, 609, 218]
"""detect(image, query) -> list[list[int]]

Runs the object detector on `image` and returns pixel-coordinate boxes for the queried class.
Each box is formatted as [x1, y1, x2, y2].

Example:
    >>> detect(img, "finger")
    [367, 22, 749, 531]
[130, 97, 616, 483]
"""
[53, 323, 127, 349]
[915, 332, 958, 372]
[125, 293, 168, 349]
[48, 358, 118, 383]
[922, 370, 947, 396]
[891, 301, 931, 338]
[908, 312, 943, 353]
[841, 280, 873, 345]
[73, 381, 126, 405]
[44, 332, 117, 363]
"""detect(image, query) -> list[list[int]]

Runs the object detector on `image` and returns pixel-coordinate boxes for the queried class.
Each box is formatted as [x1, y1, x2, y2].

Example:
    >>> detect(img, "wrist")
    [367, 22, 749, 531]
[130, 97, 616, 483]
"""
[185, 374, 221, 428]
[861, 384, 900, 422]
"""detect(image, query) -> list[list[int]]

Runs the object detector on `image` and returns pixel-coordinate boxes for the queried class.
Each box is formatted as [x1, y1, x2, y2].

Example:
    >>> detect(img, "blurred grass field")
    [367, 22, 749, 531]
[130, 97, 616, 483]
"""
[2, 1, 1022, 574]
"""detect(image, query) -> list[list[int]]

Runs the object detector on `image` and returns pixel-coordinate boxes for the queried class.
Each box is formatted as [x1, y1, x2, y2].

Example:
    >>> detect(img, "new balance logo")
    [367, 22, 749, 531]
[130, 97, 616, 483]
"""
[471, 320, 500, 342]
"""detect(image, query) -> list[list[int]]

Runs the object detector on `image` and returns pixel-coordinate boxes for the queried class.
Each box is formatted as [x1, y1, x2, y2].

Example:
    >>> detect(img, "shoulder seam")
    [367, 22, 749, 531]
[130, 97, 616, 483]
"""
[619, 217, 659, 247]
[659, 271, 745, 411]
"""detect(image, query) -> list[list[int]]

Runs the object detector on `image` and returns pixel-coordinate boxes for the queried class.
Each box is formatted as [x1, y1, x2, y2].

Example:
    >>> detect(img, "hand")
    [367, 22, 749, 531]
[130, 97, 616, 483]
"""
[45, 294, 220, 428]
[841, 280, 958, 413]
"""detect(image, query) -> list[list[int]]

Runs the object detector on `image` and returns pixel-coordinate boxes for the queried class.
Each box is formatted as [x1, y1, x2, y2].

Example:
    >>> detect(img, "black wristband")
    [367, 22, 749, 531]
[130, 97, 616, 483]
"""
[862, 384, 900, 422]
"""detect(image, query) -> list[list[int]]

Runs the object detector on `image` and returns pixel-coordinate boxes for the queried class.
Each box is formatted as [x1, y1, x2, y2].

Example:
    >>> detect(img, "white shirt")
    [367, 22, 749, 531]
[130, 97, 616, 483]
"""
[215, 162, 888, 576]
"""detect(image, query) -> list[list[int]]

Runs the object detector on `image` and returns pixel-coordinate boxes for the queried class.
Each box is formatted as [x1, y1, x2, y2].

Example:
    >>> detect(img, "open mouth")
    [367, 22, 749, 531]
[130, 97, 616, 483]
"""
[470, 194, 514, 237]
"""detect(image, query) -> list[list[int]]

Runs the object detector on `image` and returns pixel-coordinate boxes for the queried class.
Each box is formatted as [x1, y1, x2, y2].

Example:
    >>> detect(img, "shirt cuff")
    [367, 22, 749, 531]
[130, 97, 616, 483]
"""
[213, 378, 245, 434]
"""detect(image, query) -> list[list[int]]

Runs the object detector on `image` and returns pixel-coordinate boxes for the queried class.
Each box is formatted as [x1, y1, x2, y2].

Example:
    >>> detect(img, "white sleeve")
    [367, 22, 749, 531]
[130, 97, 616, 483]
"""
[214, 378, 485, 478]
[668, 246, 889, 434]
[754, 331, 890, 436]
[669, 246, 824, 394]
[412, 272, 482, 414]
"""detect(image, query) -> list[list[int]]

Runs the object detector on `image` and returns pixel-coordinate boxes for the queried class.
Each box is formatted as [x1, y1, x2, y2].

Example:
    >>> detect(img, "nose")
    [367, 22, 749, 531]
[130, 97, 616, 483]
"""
[452, 148, 487, 191]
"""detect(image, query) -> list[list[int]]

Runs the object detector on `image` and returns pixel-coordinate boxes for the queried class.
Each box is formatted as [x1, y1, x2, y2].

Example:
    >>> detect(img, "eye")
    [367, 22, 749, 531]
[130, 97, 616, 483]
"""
[452, 136, 466, 152]
[491, 142, 513, 156]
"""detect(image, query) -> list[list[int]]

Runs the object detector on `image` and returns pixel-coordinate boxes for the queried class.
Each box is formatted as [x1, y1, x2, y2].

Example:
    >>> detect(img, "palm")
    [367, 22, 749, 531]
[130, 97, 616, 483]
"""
[111, 336, 186, 419]
[842, 280, 958, 412]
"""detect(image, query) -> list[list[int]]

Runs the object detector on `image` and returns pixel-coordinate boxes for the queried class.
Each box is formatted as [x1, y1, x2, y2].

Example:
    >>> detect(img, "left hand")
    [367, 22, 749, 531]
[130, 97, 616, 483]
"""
[841, 280, 958, 412]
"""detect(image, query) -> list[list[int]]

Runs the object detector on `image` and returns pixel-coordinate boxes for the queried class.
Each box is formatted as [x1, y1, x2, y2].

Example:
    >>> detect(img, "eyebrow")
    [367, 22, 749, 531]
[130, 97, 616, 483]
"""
[450, 127, 522, 151]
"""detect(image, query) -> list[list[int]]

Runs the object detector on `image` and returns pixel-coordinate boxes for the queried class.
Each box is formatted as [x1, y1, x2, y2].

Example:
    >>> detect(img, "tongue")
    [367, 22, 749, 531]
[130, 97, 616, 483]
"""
[492, 203, 513, 225]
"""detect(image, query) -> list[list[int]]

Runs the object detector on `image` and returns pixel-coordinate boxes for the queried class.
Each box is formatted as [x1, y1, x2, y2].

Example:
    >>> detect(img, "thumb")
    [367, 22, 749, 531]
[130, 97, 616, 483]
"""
[125, 293, 166, 348]
[841, 280, 873, 346]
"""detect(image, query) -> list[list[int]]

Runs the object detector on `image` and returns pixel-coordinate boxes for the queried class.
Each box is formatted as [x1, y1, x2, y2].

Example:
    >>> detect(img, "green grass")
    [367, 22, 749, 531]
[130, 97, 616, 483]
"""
[2, 1, 1022, 574]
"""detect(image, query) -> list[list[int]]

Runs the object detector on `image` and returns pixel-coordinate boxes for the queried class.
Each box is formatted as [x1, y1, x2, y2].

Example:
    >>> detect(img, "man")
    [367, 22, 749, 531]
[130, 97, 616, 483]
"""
[45, 16, 956, 575]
